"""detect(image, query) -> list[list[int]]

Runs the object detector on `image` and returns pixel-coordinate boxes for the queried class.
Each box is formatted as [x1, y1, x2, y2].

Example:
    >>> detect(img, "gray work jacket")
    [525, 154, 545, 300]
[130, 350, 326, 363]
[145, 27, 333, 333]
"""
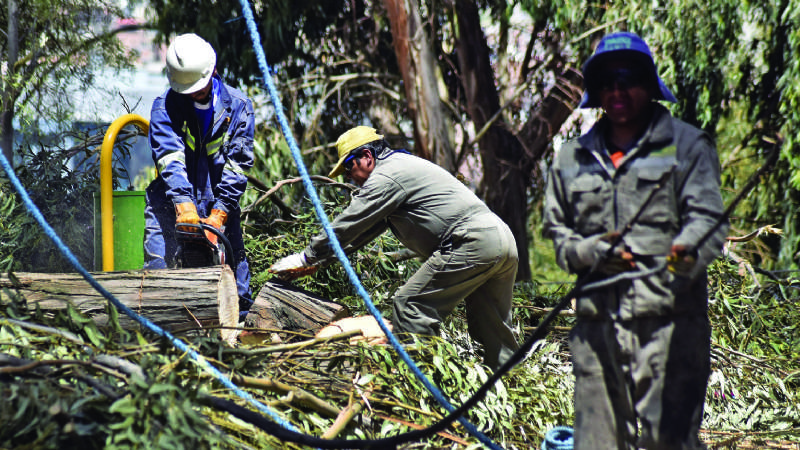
[305, 149, 493, 265]
[543, 104, 728, 319]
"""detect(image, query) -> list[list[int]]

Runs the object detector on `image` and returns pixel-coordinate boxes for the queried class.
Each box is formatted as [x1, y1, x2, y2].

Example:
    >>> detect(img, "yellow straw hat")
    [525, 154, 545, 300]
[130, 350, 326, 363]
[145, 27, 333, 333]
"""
[329, 126, 384, 178]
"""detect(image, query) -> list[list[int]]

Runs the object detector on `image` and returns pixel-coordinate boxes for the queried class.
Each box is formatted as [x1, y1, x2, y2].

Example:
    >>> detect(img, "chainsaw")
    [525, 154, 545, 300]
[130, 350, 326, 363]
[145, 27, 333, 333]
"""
[175, 222, 234, 269]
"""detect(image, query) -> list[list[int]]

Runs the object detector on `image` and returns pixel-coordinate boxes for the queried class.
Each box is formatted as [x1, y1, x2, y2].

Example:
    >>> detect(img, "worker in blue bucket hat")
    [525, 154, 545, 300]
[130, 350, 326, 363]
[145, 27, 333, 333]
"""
[543, 31, 727, 449]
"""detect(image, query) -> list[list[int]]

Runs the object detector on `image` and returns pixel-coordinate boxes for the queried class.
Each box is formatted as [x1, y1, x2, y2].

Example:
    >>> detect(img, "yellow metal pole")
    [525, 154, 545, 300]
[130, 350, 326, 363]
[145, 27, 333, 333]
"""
[100, 114, 149, 271]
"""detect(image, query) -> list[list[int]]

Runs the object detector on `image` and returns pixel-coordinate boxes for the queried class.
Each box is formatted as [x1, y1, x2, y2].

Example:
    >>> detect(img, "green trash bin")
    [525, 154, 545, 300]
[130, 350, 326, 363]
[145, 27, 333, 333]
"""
[93, 191, 146, 271]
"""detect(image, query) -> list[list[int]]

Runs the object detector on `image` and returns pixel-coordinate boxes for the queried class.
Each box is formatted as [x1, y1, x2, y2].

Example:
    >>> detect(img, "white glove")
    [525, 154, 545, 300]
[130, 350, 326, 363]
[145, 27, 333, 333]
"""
[270, 252, 310, 273]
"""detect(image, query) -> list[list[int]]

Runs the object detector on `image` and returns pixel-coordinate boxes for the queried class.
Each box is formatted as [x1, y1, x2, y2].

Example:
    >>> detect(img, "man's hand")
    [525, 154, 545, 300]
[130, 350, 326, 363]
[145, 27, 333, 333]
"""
[601, 250, 636, 275]
[200, 209, 227, 245]
[571, 231, 635, 273]
[668, 244, 696, 276]
[270, 252, 318, 280]
[175, 202, 200, 232]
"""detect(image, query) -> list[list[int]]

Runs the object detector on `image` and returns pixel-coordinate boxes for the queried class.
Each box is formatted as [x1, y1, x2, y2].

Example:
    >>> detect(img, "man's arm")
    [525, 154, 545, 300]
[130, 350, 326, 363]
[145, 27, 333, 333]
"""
[543, 161, 626, 274]
[305, 221, 388, 267]
[149, 95, 195, 206]
[304, 175, 403, 264]
[671, 135, 728, 275]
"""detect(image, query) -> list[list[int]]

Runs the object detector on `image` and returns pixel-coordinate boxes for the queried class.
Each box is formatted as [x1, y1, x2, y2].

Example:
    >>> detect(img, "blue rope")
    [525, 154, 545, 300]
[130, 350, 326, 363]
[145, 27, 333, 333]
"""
[0, 152, 297, 432]
[235, 1, 501, 448]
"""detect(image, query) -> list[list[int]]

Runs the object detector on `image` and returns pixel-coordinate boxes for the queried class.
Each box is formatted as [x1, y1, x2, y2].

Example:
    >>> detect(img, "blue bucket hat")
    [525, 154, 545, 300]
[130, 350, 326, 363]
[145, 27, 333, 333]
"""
[579, 31, 677, 108]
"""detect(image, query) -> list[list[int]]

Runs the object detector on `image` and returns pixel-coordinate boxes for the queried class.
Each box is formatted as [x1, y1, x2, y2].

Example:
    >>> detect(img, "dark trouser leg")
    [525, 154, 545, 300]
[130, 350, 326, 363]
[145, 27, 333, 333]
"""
[635, 315, 710, 450]
[222, 209, 252, 310]
[143, 180, 177, 270]
[570, 319, 636, 450]
[196, 198, 252, 308]
[571, 315, 711, 450]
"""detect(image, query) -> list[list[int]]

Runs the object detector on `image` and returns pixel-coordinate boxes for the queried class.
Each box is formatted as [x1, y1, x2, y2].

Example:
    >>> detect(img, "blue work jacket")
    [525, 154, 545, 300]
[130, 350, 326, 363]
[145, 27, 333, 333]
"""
[148, 75, 254, 213]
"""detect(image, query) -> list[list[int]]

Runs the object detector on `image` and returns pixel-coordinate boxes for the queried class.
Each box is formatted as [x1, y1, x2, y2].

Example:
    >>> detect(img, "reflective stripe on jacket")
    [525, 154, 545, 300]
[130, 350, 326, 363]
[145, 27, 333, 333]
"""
[148, 75, 254, 213]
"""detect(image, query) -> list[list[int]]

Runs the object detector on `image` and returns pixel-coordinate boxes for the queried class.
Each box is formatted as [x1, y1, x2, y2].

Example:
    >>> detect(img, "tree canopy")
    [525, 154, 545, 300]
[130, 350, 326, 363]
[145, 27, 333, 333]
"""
[141, 0, 800, 275]
[0, 0, 139, 164]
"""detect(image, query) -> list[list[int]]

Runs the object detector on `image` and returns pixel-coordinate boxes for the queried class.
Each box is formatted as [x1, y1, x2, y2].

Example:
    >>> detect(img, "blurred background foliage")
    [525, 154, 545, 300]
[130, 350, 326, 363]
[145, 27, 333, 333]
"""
[2, 0, 800, 448]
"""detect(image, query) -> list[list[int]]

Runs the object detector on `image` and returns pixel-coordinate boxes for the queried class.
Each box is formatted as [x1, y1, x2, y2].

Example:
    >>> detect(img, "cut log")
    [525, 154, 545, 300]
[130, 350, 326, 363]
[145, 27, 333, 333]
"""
[242, 280, 349, 343]
[0, 267, 239, 343]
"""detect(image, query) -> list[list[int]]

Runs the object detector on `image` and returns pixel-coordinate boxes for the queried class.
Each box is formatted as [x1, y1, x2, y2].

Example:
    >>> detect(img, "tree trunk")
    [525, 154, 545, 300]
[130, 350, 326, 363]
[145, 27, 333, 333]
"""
[2, 0, 19, 164]
[0, 267, 240, 343]
[454, 0, 531, 280]
[383, 0, 456, 172]
[517, 66, 584, 186]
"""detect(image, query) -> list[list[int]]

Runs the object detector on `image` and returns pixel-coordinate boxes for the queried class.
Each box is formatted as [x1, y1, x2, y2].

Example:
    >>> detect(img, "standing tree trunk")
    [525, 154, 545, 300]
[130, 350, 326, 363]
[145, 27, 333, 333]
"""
[452, 1, 584, 281]
[453, 0, 532, 280]
[2, 0, 19, 164]
[383, 0, 456, 172]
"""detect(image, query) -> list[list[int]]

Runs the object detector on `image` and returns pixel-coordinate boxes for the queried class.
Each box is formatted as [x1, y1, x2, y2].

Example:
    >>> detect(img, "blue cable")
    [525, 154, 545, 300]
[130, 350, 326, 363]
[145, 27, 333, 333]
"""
[235, 1, 502, 448]
[0, 151, 297, 432]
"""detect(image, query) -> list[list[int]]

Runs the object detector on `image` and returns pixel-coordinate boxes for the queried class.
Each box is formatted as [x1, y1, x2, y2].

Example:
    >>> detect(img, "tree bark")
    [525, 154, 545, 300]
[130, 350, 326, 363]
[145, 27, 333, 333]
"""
[517, 65, 583, 184]
[454, 0, 531, 280]
[243, 280, 349, 338]
[2, 0, 19, 164]
[0, 267, 240, 342]
[383, 0, 456, 171]
[452, 2, 585, 281]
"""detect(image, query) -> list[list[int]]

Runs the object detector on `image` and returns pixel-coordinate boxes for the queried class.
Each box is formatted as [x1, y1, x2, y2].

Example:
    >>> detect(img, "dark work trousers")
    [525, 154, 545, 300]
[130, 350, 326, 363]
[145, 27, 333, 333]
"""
[570, 313, 711, 450]
[143, 178, 252, 306]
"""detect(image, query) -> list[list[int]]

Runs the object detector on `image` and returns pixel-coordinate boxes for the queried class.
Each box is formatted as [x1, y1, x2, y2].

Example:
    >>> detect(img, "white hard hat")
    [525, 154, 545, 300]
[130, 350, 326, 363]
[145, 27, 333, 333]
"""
[165, 33, 216, 94]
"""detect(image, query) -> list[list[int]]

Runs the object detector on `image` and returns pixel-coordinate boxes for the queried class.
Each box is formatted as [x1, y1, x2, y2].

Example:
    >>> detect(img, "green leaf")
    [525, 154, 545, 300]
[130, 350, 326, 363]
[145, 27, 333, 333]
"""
[109, 397, 136, 416]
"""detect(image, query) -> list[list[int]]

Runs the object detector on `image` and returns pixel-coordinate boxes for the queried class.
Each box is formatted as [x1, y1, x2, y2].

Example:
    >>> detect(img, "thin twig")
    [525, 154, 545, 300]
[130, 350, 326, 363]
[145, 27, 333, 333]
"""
[1, 319, 85, 345]
[243, 175, 355, 214]
[376, 413, 471, 446]
[241, 329, 362, 355]
[321, 389, 371, 439]
[232, 373, 341, 418]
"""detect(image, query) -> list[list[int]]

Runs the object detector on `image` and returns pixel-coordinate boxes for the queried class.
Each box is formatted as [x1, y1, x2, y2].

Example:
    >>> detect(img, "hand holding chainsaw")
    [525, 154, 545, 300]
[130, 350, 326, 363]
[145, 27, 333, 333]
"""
[200, 209, 228, 246]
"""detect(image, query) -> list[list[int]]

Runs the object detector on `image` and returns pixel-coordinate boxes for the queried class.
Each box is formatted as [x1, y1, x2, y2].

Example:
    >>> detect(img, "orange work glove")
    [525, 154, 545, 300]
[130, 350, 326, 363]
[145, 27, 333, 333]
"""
[175, 202, 200, 232]
[200, 208, 228, 246]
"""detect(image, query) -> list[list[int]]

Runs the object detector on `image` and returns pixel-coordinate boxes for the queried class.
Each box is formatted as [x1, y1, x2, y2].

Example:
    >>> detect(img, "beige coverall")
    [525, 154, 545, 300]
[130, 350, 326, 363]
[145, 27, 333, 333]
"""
[304, 148, 519, 370]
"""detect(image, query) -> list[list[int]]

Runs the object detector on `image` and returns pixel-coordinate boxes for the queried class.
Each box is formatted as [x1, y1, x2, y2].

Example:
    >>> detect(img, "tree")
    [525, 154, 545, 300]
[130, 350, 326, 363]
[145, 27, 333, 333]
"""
[146, 0, 800, 279]
[383, 0, 456, 171]
[0, 0, 137, 165]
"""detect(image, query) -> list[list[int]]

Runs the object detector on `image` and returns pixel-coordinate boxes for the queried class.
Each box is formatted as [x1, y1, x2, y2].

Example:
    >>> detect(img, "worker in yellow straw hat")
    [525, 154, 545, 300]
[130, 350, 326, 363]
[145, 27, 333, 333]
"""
[328, 125, 384, 179]
[270, 126, 520, 370]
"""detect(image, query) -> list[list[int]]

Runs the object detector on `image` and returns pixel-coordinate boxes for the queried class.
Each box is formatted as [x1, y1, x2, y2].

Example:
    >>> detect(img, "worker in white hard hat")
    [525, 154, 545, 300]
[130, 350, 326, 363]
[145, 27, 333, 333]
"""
[270, 126, 520, 371]
[143, 33, 256, 314]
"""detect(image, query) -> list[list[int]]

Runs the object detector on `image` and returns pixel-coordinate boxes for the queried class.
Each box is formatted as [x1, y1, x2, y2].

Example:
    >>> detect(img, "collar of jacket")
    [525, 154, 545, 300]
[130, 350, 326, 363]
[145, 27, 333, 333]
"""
[577, 103, 676, 157]
[168, 74, 232, 114]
